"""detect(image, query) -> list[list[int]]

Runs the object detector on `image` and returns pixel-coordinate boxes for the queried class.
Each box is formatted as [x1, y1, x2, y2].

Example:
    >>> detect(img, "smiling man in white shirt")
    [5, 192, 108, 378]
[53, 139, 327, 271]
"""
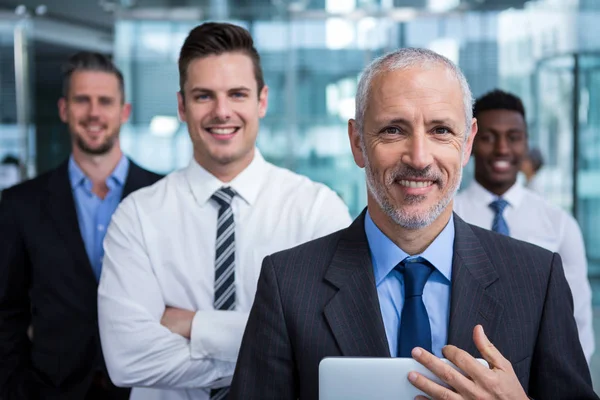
[97, 22, 352, 400]
[454, 89, 594, 363]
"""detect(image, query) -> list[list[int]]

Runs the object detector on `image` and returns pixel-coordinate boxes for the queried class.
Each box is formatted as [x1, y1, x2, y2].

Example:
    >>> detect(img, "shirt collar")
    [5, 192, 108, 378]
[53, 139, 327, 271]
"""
[365, 210, 454, 286]
[185, 148, 268, 206]
[68, 154, 129, 190]
[68, 156, 86, 189]
[110, 155, 130, 186]
[469, 180, 525, 208]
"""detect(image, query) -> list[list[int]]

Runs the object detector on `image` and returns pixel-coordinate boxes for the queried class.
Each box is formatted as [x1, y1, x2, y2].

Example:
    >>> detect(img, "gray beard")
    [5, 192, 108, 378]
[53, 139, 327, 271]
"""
[363, 152, 462, 230]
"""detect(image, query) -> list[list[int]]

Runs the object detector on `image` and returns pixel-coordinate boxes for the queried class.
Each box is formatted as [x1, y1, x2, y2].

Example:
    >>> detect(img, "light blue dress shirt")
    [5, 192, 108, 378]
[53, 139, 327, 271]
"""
[365, 210, 454, 357]
[69, 155, 129, 281]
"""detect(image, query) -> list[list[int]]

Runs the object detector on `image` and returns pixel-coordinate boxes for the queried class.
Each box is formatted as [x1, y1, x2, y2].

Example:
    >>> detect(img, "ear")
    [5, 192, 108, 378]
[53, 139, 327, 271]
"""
[120, 103, 132, 124]
[462, 117, 478, 167]
[348, 119, 365, 168]
[258, 85, 269, 118]
[58, 98, 68, 123]
[177, 91, 187, 123]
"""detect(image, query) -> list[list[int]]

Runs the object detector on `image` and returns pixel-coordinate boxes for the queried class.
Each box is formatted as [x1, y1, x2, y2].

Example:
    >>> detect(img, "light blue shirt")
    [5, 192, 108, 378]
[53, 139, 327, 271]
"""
[69, 155, 129, 281]
[365, 210, 454, 357]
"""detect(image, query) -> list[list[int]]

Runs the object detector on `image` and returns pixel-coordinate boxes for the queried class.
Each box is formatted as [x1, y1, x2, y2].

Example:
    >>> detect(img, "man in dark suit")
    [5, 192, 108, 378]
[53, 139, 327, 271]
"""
[0, 52, 162, 399]
[229, 48, 597, 399]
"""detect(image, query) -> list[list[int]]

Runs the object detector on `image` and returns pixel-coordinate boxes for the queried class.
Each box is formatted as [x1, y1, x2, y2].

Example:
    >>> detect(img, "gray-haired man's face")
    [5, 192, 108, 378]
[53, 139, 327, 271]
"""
[349, 66, 477, 229]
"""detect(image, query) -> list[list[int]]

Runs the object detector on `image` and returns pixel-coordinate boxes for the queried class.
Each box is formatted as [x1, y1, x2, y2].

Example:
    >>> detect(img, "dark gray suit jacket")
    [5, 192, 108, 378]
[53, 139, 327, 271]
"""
[230, 210, 597, 399]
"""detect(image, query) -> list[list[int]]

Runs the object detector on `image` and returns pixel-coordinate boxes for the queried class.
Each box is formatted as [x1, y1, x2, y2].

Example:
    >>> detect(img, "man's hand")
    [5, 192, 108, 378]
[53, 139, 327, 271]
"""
[408, 325, 529, 400]
[160, 307, 195, 339]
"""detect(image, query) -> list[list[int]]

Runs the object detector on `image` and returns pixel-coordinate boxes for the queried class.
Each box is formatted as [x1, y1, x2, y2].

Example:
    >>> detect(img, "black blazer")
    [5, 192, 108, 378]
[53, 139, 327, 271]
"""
[230, 210, 597, 400]
[0, 159, 162, 399]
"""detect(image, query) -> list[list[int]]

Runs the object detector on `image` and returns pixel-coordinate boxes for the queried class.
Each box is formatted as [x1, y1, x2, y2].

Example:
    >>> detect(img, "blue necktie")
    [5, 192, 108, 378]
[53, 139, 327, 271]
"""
[489, 199, 510, 236]
[397, 257, 434, 357]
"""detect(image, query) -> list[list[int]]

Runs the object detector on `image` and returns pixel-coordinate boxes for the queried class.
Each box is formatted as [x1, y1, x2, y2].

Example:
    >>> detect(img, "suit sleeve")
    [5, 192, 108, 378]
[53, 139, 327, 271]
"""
[98, 196, 233, 389]
[528, 252, 598, 399]
[229, 255, 297, 400]
[0, 190, 34, 399]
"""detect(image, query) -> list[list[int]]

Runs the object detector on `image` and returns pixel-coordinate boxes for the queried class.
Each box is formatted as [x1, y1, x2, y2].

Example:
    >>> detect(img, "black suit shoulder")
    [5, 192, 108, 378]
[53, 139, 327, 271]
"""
[0, 169, 57, 217]
[128, 161, 163, 183]
[1, 168, 53, 199]
[1, 159, 163, 204]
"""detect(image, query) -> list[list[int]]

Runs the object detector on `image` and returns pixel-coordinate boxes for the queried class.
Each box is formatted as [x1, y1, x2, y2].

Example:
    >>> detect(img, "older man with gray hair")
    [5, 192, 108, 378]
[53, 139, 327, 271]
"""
[228, 47, 596, 400]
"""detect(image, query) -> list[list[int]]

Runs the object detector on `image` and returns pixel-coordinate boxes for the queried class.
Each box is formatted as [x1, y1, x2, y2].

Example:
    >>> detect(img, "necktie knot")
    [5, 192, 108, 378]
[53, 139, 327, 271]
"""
[398, 257, 433, 297]
[211, 187, 236, 208]
[489, 198, 509, 214]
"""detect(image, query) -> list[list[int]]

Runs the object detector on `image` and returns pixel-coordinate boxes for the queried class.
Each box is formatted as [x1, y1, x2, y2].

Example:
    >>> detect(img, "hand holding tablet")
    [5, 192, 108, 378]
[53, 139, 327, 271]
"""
[319, 357, 487, 400]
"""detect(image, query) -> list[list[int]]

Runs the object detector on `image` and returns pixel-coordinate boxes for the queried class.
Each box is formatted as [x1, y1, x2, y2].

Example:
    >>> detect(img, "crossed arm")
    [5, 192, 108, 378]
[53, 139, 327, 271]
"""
[98, 198, 246, 389]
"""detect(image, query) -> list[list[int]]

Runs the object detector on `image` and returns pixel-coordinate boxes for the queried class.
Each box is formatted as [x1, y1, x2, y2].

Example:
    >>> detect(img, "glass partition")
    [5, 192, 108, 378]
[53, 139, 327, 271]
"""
[533, 52, 600, 291]
[0, 13, 32, 189]
[114, 10, 509, 216]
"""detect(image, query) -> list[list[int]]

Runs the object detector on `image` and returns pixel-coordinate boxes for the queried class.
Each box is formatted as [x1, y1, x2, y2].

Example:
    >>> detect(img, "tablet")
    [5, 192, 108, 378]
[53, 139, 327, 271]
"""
[319, 357, 489, 400]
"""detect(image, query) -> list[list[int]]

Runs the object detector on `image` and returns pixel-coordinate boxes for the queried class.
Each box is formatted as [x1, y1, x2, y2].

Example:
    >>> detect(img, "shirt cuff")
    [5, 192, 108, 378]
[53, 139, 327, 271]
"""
[190, 311, 249, 362]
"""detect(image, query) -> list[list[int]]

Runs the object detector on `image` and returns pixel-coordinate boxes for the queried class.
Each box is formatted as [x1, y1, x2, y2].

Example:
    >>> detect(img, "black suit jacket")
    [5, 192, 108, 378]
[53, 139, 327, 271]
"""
[0, 159, 162, 399]
[230, 210, 597, 399]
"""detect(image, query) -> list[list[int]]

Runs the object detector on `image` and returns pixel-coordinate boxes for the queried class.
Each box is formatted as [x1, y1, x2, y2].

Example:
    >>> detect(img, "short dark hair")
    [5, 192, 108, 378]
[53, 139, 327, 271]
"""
[178, 22, 264, 96]
[62, 51, 125, 103]
[473, 89, 526, 120]
[1, 154, 20, 166]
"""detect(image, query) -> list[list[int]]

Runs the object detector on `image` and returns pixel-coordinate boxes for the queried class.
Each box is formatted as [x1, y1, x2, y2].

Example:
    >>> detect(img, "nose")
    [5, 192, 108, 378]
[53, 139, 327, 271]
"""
[88, 99, 101, 118]
[213, 95, 232, 121]
[493, 135, 510, 155]
[403, 130, 433, 171]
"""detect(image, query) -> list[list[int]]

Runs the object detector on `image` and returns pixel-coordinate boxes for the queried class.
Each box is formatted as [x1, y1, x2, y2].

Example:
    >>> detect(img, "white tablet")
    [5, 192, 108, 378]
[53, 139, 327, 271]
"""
[319, 357, 489, 400]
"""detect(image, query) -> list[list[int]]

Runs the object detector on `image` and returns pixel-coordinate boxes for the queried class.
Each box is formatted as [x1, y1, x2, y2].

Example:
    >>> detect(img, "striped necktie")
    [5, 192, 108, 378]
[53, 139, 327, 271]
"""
[210, 187, 236, 400]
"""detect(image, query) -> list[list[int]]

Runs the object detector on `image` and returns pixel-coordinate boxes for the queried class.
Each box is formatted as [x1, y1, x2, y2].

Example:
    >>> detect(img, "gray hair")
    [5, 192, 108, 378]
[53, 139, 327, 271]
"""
[62, 51, 125, 103]
[355, 47, 473, 139]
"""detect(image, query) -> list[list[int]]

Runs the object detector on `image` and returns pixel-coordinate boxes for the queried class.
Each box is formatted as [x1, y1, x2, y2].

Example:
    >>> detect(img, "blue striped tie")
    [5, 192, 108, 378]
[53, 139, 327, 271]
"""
[489, 199, 510, 236]
[210, 187, 236, 400]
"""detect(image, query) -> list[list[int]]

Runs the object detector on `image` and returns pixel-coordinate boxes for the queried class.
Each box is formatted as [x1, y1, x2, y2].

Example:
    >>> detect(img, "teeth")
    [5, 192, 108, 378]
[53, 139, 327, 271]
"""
[399, 180, 433, 188]
[87, 126, 102, 132]
[493, 161, 511, 169]
[210, 128, 236, 135]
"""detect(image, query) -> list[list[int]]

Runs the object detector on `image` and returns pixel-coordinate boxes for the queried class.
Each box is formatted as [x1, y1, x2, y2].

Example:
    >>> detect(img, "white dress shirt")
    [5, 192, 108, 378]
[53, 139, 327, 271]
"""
[98, 149, 352, 400]
[454, 181, 594, 363]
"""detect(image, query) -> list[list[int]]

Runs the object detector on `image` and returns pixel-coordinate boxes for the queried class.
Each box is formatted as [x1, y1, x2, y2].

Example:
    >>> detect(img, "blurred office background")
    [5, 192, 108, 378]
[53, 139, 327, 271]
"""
[0, 0, 599, 390]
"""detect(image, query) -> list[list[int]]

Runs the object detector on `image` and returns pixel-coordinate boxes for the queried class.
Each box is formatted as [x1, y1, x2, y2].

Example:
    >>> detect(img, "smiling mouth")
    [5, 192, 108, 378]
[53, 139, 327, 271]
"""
[398, 180, 434, 188]
[83, 124, 105, 134]
[206, 127, 240, 135]
[491, 160, 512, 172]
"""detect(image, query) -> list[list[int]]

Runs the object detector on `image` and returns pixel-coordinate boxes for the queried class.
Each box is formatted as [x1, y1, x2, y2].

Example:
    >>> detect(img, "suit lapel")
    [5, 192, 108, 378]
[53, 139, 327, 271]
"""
[122, 161, 145, 199]
[44, 159, 155, 285]
[324, 210, 391, 357]
[448, 214, 504, 355]
[45, 161, 96, 283]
